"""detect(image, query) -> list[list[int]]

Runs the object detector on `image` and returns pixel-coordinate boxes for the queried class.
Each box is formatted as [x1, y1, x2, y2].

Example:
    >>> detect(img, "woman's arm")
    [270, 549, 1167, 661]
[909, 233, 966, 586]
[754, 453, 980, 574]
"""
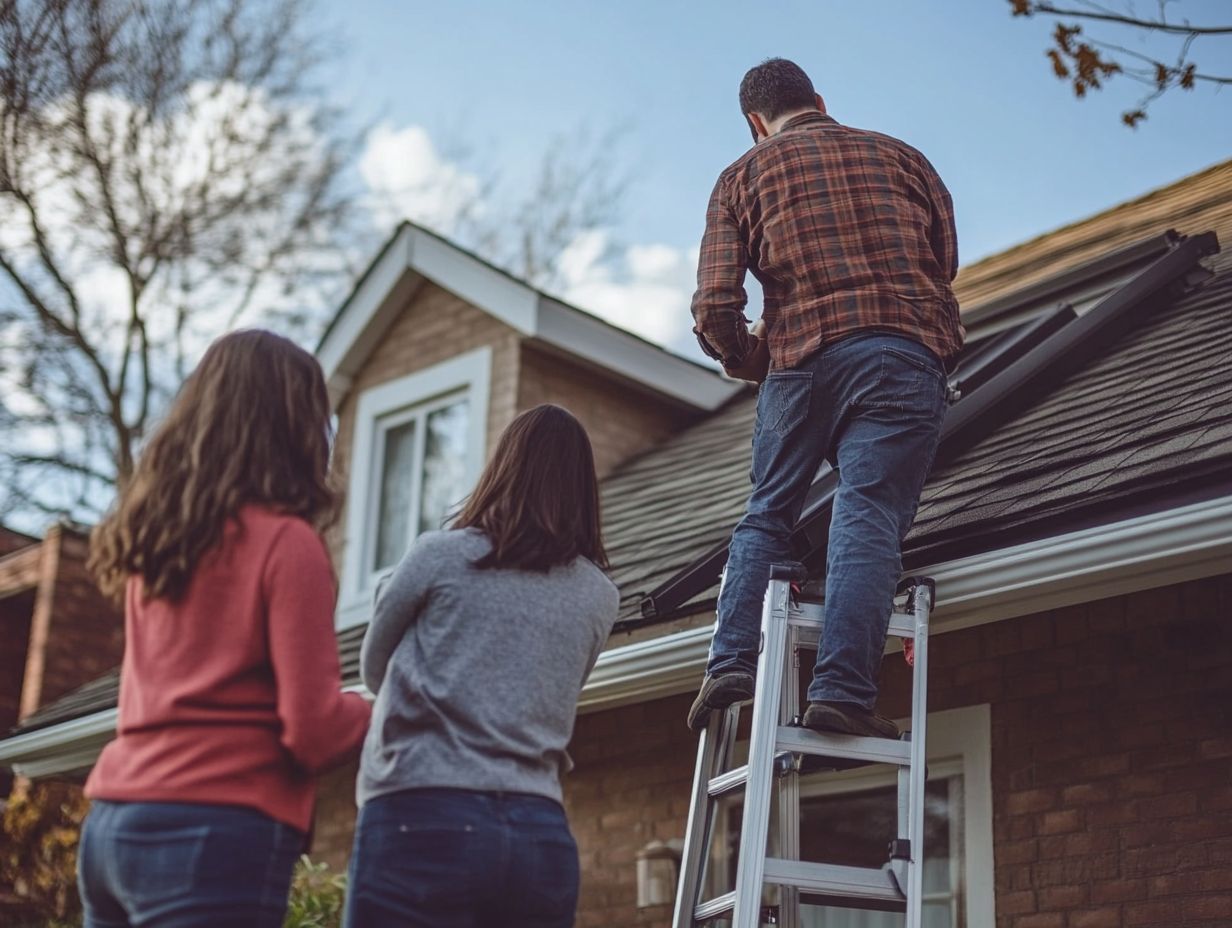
[360, 532, 438, 694]
[264, 520, 371, 774]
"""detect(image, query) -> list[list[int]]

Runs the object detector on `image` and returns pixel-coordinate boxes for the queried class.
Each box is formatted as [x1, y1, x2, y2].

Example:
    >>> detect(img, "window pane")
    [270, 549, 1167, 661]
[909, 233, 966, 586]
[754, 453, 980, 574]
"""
[419, 398, 469, 534]
[374, 419, 417, 571]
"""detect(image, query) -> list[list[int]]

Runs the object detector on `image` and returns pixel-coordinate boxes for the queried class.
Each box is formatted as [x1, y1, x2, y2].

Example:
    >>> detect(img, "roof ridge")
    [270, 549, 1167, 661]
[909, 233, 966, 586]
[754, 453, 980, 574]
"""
[960, 158, 1232, 276]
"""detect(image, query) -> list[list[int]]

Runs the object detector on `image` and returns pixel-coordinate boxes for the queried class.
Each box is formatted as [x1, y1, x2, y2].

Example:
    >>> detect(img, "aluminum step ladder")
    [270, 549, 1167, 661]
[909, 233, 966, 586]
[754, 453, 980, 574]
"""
[673, 564, 935, 927]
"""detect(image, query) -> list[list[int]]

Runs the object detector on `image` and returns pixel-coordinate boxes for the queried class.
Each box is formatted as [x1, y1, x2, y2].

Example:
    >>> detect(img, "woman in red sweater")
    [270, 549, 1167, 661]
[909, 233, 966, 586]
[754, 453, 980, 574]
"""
[79, 329, 371, 928]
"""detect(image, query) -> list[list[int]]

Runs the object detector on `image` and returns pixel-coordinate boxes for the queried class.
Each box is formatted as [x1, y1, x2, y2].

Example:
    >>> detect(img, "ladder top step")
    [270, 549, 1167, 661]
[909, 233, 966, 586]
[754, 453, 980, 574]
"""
[789, 610, 916, 640]
[776, 726, 911, 766]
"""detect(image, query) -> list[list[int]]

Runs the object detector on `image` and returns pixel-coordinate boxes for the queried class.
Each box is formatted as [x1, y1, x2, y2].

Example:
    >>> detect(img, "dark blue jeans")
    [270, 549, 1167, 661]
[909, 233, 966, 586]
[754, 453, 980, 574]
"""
[707, 333, 947, 709]
[345, 788, 579, 928]
[77, 800, 304, 928]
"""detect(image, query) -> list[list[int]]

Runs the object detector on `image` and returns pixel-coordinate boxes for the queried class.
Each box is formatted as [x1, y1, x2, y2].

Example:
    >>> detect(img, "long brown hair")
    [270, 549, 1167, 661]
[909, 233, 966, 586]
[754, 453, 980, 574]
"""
[453, 404, 607, 571]
[90, 329, 339, 602]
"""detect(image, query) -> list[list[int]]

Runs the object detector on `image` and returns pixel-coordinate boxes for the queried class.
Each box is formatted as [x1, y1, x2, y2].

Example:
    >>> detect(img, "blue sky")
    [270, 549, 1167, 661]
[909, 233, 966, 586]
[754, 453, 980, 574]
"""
[321, 0, 1232, 349]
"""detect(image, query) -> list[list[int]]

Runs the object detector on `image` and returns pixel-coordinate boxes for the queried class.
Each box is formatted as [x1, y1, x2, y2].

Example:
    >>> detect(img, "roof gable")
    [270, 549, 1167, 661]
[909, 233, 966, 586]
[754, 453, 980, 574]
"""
[317, 222, 738, 412]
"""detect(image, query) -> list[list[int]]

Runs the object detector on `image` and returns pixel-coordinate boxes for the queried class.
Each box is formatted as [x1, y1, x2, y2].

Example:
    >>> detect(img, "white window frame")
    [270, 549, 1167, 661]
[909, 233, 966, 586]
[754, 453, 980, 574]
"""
[709, 704, 994, 925]
[337, 348, 491, 628]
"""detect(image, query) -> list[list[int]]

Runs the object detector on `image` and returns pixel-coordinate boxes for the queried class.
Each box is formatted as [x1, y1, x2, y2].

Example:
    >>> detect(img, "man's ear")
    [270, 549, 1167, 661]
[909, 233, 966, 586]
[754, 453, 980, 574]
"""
[747, 112, 770, 142]
[815, 93, 827, 115]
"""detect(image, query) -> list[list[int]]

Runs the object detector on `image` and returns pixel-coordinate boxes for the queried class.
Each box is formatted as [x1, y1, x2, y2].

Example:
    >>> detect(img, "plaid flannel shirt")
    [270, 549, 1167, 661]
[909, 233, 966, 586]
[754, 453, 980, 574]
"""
[692, 112, 965, 371]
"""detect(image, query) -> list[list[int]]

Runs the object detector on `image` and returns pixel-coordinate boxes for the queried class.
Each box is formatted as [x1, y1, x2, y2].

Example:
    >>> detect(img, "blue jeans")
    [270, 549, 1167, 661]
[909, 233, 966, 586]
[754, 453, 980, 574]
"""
[345, 788, 580, 928]
[707, 333, 947, 709]
[77, 800, 304, 928]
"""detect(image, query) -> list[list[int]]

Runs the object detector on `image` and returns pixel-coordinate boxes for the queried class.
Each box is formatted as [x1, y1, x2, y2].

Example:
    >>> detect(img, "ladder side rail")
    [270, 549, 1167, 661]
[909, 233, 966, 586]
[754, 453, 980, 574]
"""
[777, 620, 802, 928]
[730, 577, 792, 927]
[905, 583, 933, 928]
[674, 713, 727, 928]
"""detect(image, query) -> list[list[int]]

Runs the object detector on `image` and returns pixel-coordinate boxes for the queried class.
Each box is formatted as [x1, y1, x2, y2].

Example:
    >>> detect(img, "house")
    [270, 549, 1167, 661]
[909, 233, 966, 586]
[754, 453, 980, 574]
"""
[3, 159, 1231, 928]
[0, 524, 123, 800]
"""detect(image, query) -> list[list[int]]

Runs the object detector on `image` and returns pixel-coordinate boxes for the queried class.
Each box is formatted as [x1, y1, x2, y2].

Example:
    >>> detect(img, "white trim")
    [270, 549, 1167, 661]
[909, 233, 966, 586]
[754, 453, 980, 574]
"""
[337, 348, 491, 629]
[578, 495, 1232, 712]
[533, 297, 738, 411]
[318, 224, 738, 412]
[6, 496, 1230, 777]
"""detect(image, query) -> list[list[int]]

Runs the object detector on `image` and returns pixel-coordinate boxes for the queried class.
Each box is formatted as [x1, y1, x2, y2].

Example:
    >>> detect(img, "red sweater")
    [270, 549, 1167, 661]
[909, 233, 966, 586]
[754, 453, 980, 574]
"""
[86, 506, 371, 832]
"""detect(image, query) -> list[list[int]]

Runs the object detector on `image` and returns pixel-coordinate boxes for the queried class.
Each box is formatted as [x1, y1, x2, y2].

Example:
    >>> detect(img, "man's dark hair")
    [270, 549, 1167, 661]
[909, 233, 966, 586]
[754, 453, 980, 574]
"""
[739, 58, 816, 121]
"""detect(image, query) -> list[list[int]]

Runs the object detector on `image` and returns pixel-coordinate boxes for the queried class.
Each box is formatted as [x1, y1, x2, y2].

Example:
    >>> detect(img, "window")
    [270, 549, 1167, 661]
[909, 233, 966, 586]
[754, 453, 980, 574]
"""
[370, 393, 471, 574]
[339, 348, 491, 627]
[702, 705, 993, 927]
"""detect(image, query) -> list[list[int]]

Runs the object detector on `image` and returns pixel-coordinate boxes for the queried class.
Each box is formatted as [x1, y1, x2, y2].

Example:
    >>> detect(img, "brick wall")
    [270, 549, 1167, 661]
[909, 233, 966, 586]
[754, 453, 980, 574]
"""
[924, 574, 1231, 928]
[517, 345, 700, 479]
[0, 591, 35, 732]
[565, 692, 699, 927]
[18, 527, 123, 720]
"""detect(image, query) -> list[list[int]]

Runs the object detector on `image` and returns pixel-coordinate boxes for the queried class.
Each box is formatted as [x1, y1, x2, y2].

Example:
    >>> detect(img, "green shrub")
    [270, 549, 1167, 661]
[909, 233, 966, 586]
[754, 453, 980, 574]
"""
[283, 855, 348, 928]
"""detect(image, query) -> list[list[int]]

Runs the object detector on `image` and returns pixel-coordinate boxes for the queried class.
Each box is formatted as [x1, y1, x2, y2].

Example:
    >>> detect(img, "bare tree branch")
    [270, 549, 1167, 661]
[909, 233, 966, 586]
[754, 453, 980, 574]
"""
[1016, 1, 1232, 34]
[1009, 0, 1231, 126]
[0, 0, 361, 520]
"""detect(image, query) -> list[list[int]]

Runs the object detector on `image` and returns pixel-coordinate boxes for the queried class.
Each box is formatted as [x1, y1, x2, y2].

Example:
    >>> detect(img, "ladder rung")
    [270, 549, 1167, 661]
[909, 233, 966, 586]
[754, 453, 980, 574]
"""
[776, 726, 911, 766]
[763, 858, 905, 904]
[707, 751, 795, 797]
[707, 765, 748, 798]
[693, 890, 735, 921]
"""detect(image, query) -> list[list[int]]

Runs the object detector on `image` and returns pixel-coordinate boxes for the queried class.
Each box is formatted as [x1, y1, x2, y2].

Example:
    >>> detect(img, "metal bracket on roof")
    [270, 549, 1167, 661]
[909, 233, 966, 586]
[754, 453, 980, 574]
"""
[637, 231, 1220, 623]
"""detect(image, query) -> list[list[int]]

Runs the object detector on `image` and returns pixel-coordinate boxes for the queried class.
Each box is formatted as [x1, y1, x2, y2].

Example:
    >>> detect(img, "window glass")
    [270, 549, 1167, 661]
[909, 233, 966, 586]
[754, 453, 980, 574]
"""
[419, 398, 470, 535]
[374, 419, 417, 571]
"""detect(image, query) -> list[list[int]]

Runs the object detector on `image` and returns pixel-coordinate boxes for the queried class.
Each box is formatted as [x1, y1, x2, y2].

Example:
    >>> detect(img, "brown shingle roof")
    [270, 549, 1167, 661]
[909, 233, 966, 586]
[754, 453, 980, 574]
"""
[955, 160, 1232, 310]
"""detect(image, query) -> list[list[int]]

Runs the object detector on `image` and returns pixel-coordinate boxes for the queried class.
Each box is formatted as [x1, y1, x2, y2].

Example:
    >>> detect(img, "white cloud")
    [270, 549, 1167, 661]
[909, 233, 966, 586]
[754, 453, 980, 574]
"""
[358, 124, 482, 235]
[355, 123, 712, 355]
[554, 230, 699, 348]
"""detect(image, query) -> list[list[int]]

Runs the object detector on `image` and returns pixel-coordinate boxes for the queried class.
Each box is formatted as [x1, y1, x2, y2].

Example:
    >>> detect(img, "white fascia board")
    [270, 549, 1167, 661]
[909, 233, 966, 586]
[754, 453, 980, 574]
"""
[408, 231, 539, 335]
[578, 495, 1232, 713]
[535, 297, 741, 412]
[320, 227, 417, 401]
[10, 496, 1230, 772]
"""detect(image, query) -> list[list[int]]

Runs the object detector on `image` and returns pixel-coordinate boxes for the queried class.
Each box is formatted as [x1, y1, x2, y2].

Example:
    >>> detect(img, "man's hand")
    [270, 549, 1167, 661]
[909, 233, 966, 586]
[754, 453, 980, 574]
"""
[724, 320, 770, 384]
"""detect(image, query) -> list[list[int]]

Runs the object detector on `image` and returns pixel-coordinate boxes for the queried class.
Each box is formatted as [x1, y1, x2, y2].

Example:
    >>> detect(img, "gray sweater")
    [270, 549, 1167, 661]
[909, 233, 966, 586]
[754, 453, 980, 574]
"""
[357, 528, 619, 807]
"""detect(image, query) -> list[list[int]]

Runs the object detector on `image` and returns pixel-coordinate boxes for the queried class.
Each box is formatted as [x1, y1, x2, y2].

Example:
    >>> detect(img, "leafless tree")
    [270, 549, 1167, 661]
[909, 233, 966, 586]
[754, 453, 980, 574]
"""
[470, 127, 628, 294]
[0, 0, 359, 521]
[1009, 0, 1232, 126]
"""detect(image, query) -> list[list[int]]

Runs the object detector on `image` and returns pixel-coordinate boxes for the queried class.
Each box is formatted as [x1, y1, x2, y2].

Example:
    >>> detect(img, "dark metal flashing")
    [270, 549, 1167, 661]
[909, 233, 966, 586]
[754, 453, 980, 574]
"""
[962, 230, 1179, 327]
[948, 305, 1076, 397]
[932, 232, 1216, 470]
[639, 231, 1220, 622]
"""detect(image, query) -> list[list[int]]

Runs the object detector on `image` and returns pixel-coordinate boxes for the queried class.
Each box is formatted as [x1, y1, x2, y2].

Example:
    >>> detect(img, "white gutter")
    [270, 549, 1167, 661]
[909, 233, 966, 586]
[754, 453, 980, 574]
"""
[579, 494, 1232, 711]
[0, 708, 118, 779]
[4, 496, 1231, 772]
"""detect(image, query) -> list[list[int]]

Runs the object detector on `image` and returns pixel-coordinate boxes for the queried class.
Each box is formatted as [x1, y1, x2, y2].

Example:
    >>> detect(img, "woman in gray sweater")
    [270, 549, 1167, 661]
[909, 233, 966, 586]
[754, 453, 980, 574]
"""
[345, 404, 620, 928]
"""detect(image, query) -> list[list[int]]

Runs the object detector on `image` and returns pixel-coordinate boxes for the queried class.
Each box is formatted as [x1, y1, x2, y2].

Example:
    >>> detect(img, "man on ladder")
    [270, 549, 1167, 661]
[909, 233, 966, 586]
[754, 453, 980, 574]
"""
[687, 58, 964, 737]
